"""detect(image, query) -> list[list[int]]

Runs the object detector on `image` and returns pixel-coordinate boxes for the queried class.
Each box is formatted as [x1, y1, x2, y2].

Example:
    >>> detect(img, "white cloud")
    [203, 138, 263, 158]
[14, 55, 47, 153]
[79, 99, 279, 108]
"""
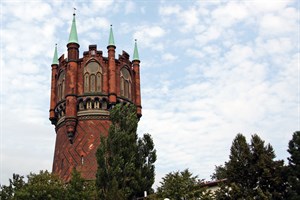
[186, 49, 204, 59]
[245, 0, 293, 13]
[255, 37, 294, 57]
[180, 7, 199, 31]
[212, 1, 249, 28]
[77, 17, 110, 34]
[173, 39, 194, 47]
[159, 4, 181, 16]
[90, 0, 115, 13]
[259, 14, 294, 36]
[195, 26, 221, 45]
[225, 44, 254, 65]
[3, 1, 52, 22]
[162, 53, 177, 62]
[1, 0, 298, 190]
[133, 26, 166, 50]
[125, 1, 136, 14]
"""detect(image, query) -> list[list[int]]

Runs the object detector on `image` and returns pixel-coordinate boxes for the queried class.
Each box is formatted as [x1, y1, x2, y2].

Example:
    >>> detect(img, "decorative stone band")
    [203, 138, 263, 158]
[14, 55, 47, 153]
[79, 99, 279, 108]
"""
[77, 110, 109, 117]
[54, 95, 135, 127]
[65, 94, 77, 97]
[108, 92, 117, 96]
[56, 110, 109, 128]
[57, 116, 65, 127]
[78, 115, 109, 121]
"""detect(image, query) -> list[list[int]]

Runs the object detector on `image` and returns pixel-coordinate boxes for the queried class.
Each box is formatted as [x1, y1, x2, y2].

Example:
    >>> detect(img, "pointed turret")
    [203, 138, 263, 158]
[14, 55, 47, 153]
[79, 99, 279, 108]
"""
[68, 13, 79, 45]
[52, 44, 59, 65]
[132, 39, 142, 117]
[50, 44, 59, 124]
[107, 25, 117, 104]
[66, 12, 80, 143]
[133, 39, 139, 61]
[108, 25, 115, 47]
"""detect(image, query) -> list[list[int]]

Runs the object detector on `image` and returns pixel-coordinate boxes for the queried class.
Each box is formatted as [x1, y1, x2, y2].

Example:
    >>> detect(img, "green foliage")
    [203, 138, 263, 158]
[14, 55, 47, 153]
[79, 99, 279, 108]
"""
[215, 133, 287, 199]
[211, 165, 227, 181]
[287, 131, 300, 199]
[17, 170, 66, 200]
[1, 170, 96, 200]
[137, 133, 157, 195]
[0, 174, 25, 200]
[156, 169, 208, 200]
[214, 182, 250, 200]
[0, 170, 66, 200]
[227, 134, 252, 190]
[96, 104, 156, 199]
[66, 169, 96, 200]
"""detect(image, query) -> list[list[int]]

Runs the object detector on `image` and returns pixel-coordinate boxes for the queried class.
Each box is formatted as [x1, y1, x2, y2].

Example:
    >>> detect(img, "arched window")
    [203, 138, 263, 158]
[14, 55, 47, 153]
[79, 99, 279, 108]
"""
[57, 71, 65, 101]
[84, 61, 102, 93]
[120, 68, 132, 99]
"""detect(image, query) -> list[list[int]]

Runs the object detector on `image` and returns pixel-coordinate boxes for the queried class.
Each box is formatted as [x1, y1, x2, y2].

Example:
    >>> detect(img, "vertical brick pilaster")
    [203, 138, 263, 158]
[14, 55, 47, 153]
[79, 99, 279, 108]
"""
[49, 64, 58, 124]
[108, 45, 116, 104]
[65, 43, 79, 142]
[133, 60, 142, 117]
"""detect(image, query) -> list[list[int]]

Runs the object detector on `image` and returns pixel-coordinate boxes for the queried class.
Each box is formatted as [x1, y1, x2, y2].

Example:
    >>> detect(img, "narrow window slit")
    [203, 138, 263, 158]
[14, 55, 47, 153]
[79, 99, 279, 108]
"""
[81, 155, 84, 165]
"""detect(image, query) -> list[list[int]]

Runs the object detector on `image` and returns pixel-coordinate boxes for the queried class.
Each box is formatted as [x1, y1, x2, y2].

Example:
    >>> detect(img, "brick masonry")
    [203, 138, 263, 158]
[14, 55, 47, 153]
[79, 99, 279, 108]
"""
[50, 42, 141, 181]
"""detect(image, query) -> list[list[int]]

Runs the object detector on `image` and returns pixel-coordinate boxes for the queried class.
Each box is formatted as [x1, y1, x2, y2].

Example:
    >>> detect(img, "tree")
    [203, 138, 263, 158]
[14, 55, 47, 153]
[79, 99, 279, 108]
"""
[156, 169, 207, 200]
[211, 165, 227, 181]
[287, 131, 300, 199]
[249, 134, 286, 199]
[1, 170, 97, 200]
[137, 133, 157, 195]
[215, 134, 287, 199]
[96, 104, 156, 199]
[214, 134, 253, 199]
[66, 169, 96, 200]
[0, 174, 25, 200]
[11, 170, 65, 200]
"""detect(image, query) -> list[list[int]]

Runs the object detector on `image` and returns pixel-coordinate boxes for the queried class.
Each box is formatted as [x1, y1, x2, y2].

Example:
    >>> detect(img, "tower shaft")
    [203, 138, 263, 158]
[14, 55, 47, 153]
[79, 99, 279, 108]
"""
[50, 45, 142, 181]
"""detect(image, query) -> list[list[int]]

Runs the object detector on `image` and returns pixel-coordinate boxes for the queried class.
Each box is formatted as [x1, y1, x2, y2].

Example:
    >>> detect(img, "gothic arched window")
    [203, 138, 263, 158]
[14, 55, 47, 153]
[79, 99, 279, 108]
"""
[120, 68, 132, 99]
[57, 71, 65, 101]
[84, 61, 103, 93]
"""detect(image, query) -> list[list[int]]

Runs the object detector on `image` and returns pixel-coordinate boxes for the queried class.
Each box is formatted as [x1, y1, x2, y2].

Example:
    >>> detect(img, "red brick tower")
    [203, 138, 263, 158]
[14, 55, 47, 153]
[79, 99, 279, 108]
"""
[49, 14, 142, 181]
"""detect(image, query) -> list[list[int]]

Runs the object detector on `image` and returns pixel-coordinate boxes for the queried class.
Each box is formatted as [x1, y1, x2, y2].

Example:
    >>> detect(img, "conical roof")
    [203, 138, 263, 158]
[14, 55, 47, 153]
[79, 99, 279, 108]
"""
[52, 44, 59, 65]
[133, 39, 139, 61]
[108, 25, 115, 46]
[68, 14, 79, 44]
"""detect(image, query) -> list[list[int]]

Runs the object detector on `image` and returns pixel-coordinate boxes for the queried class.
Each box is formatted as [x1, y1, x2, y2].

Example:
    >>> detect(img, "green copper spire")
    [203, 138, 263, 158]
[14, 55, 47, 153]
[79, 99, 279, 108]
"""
[68, 13, 79, 44]
[133, 39, 139, 61]
[108, 25, 115, 46]
[52, 44, 59, 65]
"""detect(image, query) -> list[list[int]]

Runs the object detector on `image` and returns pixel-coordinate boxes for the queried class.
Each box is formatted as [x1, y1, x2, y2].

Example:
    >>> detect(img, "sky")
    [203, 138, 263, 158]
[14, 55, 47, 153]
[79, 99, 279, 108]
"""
[0, 0, 299, 188]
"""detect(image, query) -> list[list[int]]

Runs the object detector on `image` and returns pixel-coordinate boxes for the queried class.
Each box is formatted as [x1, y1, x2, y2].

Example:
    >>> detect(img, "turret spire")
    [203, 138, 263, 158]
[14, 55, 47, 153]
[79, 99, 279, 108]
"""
[133, 39, 139, 61]
[68, 10, 79, 45]
[52, 44, 59, 65]
[108, 25, 115, 46]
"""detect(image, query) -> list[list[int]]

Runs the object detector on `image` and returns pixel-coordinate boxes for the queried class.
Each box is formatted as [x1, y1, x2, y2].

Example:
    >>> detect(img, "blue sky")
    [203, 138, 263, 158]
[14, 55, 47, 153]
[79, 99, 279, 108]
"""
[1, 0, 299, 188]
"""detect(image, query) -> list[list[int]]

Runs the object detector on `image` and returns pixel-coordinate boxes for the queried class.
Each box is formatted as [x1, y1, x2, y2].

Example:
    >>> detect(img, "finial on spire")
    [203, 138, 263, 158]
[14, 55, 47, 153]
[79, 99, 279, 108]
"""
[68, 11, 79, 45]
[108, 24, 115, 47]
[52, 43, 59, 65]
[133, 39, 139, 61]
[73, 7, 76, 15]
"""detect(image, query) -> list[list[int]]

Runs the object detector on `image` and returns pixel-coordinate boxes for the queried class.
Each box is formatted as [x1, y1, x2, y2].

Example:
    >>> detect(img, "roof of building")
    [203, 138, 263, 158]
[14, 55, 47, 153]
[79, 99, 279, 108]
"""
[52, 44, 58, 65]
[108, 25, 115, 46]
[68, 14, 79, 45]
[201, 179, 227, 188]
[133, 39, 139, 61]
